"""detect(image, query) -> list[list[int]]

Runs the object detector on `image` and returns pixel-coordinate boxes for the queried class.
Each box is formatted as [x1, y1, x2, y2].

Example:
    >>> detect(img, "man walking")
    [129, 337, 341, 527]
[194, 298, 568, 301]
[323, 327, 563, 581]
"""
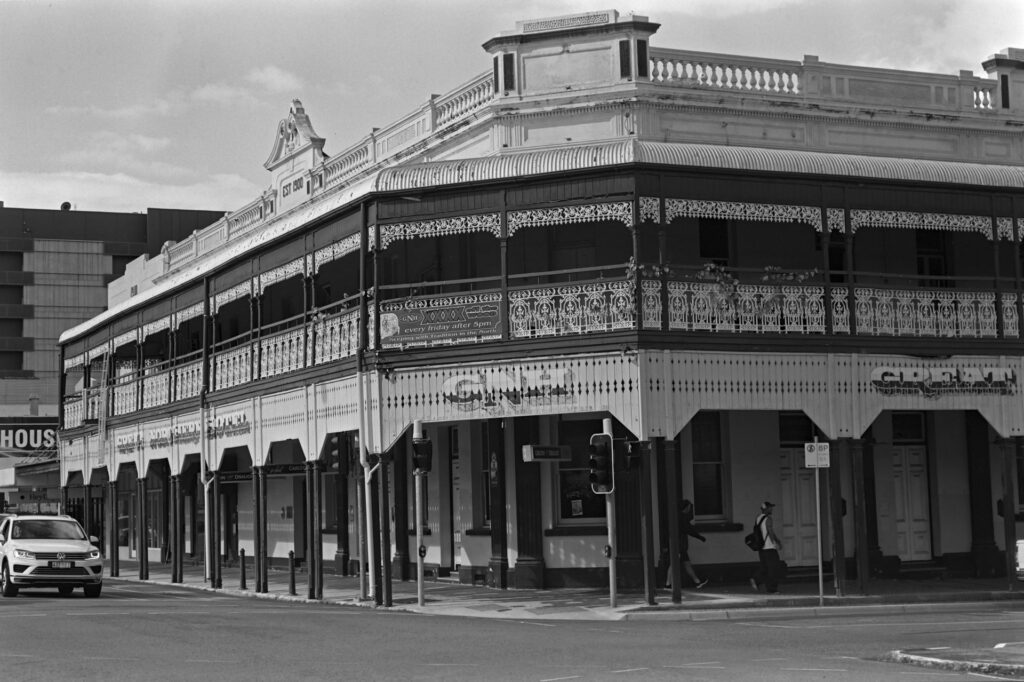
[750, 501, 783, 594]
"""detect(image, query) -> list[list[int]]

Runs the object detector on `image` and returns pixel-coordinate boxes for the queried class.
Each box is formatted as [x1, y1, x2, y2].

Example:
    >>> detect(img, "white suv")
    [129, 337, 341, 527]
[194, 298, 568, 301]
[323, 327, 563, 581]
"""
[0, 515, 103, 597]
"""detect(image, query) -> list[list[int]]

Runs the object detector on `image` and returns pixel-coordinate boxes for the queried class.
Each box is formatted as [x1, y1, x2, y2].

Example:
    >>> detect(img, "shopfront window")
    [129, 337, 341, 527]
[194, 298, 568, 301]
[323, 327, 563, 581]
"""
[557, 418, 605, 523]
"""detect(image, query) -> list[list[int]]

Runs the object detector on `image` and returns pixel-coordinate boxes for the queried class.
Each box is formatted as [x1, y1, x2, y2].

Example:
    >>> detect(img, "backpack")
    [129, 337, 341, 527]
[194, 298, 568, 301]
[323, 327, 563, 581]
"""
[743, 515, 764, 551]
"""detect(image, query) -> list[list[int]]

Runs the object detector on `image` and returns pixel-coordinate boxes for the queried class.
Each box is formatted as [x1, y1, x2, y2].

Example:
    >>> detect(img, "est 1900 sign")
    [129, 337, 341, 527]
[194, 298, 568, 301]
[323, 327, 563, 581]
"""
[804, 441, 830, 468]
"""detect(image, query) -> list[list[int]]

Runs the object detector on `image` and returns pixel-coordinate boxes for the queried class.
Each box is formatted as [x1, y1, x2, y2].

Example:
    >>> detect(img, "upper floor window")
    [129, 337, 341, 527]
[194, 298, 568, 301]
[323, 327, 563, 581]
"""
[915, 229, 948, 288]
[698, 219, 729, 267]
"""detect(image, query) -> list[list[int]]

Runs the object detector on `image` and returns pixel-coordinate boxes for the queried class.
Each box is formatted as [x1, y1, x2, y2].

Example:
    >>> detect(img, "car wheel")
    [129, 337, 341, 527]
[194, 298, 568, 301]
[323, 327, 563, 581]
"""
[83, 583, 102, 598]
[1, 563, 17, 597]
[58, 585, 74, 596]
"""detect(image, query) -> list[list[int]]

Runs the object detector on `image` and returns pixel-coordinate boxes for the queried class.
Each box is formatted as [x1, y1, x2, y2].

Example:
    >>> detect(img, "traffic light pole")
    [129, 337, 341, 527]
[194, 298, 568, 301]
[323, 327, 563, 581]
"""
[412, 419, 431, 608]
[606, 491, 617, 608]
[603, 418, 617, 608]
[415, 469, 425, 607]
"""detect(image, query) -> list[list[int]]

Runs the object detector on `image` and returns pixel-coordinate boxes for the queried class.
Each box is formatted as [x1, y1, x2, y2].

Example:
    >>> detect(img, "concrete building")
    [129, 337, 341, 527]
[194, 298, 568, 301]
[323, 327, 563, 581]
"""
[0, 203, 223, 517]
[55, 11, 1024, 599]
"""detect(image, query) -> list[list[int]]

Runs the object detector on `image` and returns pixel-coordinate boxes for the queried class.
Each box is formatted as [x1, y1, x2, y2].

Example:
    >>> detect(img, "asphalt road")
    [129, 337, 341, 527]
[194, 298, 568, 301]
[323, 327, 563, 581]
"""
[0, 581, 1021, 681]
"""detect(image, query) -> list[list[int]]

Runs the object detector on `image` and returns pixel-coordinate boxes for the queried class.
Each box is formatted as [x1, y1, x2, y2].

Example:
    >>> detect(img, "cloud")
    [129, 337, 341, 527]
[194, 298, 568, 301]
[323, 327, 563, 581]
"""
[55, 131, 193, 182]
[190, 82, 259, 107]
[246, 66, 304, 94]
[0, 169, 259, 214]
[44, 97, 184, 120]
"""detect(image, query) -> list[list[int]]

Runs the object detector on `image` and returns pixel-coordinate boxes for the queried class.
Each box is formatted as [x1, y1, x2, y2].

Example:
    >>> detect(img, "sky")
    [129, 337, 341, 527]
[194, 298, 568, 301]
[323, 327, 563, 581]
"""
[1, 0, 1021, 216]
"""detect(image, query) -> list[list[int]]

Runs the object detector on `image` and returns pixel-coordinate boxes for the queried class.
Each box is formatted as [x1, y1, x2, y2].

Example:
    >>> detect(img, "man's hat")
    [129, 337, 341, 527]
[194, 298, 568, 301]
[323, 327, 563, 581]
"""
[761, 501, 775, 511]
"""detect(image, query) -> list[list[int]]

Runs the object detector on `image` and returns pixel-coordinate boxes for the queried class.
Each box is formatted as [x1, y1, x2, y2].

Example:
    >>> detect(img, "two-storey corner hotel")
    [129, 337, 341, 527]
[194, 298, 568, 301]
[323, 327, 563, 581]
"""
[57, 11, 1024, 598]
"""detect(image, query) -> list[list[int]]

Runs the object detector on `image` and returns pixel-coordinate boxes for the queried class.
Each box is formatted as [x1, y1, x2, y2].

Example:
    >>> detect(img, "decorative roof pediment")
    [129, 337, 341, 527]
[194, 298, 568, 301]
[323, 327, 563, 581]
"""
[264, 99, 326, 172]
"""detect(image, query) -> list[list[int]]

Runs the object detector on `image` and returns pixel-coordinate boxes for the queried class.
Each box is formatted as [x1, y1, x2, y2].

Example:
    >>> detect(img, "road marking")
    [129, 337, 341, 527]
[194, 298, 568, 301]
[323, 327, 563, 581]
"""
[610, 668, 648, 674]
[665, 663, 726, 669]
[994, 641, 1024, 648]
[781, 668, 848, 672]
[539, 676, 580, 681]
[742, 618, 1021, 630]
[926, 646, 951, 650]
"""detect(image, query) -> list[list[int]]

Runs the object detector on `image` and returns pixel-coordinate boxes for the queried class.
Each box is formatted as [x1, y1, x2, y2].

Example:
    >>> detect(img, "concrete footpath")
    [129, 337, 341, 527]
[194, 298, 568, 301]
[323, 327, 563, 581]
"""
[107, 560, 1024, 676]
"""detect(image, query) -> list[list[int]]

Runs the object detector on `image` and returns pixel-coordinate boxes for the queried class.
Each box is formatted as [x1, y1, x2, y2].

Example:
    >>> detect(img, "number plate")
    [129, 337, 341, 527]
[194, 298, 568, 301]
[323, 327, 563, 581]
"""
[49, 560, 72, 569]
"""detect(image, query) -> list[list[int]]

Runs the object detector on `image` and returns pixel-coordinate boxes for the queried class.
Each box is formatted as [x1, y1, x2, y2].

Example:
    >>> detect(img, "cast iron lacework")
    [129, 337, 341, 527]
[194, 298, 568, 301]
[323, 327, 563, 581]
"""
[258, 257, 306, 295]
[997, 217, 1015, 241]
[639, 197, 660, 223]
[112, 330, 138, 350]
[174, 303, 205, 327]
[1002, 293, 1020, 338]
[827, 208, 845, 233]
[142, 317, 172, 340]
[259, 328, 305, 378]
[659, 281, 826, 334]
[213, 346, 253, 391]
[509, 281, 636, 338]
[84, 344, 106, 363]
[664, 199, 824, 231]
[849, 210, 994, 238]
[853, 288, 998, 338]
[314, 234, 361, 272]
[378, 213, 501, 249]
[311, 309, 360, 363]
[63, 354, 84, 371]
[506, 201, 634, 237]
[211, 281, 252, 314]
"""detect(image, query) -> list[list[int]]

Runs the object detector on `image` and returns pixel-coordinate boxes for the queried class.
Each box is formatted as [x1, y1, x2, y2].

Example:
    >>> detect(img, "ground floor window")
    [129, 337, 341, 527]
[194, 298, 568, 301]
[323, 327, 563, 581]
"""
[689, 411, 726, 518]
[1016, 446, 1024, 511]
[471, 424, 490, 528]
[556, 418, 605, 523]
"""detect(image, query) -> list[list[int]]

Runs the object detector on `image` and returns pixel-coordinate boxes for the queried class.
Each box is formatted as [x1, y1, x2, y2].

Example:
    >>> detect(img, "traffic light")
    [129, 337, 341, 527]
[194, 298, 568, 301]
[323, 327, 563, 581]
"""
[588, 433, 614, 494]
[328, 434, 348, 477]
[412, 437, 433, 473]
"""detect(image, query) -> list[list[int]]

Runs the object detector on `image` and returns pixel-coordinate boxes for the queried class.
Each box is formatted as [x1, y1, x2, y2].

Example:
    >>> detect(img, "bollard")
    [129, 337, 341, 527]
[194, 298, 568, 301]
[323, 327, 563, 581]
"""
[239, 548, 247, 590]
[288, 550, 296, 595]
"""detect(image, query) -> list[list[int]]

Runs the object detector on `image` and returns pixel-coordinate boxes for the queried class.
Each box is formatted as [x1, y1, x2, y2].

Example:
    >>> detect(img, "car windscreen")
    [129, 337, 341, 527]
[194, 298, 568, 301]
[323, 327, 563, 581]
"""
[11, 520, 86, 541]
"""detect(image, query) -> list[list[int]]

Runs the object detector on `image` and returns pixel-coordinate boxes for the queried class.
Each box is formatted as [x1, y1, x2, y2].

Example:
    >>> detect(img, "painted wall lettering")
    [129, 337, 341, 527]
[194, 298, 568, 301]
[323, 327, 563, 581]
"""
[869, 366, 1016, 397]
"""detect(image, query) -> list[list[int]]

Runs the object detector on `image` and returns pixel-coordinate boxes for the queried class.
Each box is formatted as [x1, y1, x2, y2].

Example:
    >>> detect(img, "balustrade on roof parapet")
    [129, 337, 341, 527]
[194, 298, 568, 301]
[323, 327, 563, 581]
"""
[646, 48, 1000, 113]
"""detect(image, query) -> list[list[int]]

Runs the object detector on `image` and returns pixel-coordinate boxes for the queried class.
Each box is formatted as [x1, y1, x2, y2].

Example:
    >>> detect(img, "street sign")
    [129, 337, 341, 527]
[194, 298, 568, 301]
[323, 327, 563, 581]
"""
[804, 441, 830, 468]
[521, 444, 571, 462]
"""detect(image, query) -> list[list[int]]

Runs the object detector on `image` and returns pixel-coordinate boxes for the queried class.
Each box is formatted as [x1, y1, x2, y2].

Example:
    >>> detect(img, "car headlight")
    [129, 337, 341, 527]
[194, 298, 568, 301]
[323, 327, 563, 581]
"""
[13, 548, 35, 560]
[88, 549, 101, 559]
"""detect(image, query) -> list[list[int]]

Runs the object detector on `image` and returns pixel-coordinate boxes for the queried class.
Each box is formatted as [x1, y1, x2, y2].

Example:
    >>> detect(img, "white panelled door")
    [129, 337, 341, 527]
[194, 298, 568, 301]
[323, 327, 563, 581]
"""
[778, 451, 822, 567]
[891, 446, 932, 561]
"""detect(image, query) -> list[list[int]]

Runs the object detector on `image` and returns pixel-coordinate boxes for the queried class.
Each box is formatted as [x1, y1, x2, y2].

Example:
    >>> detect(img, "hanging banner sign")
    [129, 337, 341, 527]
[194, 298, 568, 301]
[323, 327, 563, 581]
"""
[380, 297, 502, 349]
